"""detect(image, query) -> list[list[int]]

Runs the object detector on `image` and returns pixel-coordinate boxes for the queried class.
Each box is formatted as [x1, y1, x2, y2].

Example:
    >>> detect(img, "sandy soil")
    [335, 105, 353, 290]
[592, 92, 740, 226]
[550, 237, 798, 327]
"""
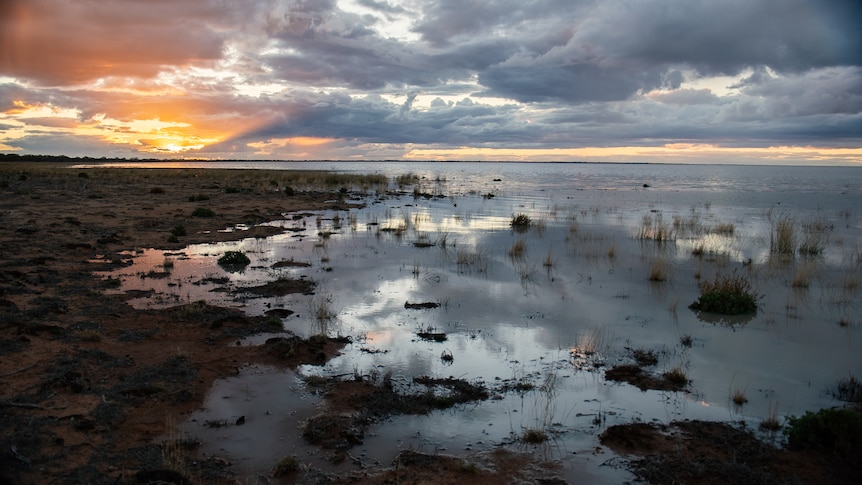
[1, 162, 858, 484]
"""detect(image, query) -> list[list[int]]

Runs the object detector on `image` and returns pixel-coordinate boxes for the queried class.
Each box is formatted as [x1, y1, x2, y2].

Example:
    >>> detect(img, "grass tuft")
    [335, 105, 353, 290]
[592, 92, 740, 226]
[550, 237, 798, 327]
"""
[511, 213, 532, 232]
[791, 262, 816, 288]
[217, 250, 250, 267]
[663, 366, 689, 387]
[770, 214, 797, 255]
[272, 455, 301, 476]
[731, 387, 748, 406]
[648, 257, 671, 282]
[508, 239, 527, 259]
[689, 269, 759, 315]
[680, 334, 693, 347]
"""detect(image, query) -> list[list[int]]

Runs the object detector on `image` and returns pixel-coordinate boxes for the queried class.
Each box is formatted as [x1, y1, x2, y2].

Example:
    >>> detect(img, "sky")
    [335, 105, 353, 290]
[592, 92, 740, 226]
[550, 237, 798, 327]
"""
[1, 0, 861, 165]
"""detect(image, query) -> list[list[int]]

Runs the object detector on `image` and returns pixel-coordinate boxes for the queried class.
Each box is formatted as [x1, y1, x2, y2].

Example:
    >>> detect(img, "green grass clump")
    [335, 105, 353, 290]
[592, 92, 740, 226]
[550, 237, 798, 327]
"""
[689, 270, 759, 315]
[272, 455, 301, 476]
[217, 251, 250, 267]
[786, 408, 862, 458]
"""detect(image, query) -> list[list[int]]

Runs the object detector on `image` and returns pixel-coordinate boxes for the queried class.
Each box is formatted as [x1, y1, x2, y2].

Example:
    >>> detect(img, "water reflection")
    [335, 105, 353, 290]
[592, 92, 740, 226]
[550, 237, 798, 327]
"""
[95, 169, 861, 481]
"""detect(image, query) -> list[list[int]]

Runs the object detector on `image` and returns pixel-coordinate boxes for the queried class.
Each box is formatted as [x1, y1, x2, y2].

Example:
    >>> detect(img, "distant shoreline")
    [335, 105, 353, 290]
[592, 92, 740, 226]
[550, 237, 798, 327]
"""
[2, 153, 858, 168]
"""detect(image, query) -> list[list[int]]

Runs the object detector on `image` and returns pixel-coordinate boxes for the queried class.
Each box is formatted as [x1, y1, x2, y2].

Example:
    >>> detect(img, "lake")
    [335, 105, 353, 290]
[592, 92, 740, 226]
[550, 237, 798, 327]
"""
[94, 161, 862, 481]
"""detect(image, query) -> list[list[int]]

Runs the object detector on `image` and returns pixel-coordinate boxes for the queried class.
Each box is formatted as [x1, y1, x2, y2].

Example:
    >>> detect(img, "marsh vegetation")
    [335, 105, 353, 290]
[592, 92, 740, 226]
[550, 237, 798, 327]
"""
[42, 161, 859, 484]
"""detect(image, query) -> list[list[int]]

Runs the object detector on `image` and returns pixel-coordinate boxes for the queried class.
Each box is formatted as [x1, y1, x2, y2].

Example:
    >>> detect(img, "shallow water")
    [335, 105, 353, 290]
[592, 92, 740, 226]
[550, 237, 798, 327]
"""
[95, 162, 862, 481]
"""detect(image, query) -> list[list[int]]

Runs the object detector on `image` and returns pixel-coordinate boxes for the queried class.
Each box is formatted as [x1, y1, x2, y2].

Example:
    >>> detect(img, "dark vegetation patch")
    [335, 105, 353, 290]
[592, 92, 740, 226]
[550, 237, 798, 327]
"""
[601, 418, 861, 484]
[689, 270, 760, 315]
[217, 250, 250, 267]
[833, 375, 862, 403]
[605, 364, 688, 392]
[264, 308, 295, 318]
[416, 330, 448, 342]
[0, 336, 31, 356]
[261, 334, 348, 366]
[630, 348, 659, 366]
[232, 277, 316, 298]
[115, 355, 197, 404]
[786, 408, 862, 460]
[404, 301, 439, 309]
[191, 207, 215, 217]
[299, 374, 489, 461]
[272, 259, 312, 268]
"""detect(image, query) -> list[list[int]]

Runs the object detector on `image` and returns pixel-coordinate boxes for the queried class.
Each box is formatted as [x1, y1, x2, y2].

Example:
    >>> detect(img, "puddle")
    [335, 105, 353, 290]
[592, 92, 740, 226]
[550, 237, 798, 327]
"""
[97, 164, 862, 481]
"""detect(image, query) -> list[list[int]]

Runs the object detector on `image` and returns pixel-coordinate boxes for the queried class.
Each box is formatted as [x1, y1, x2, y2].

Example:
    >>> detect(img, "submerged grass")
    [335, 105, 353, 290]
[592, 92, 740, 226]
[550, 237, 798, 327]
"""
[791, 262, 817, 288]
[508, 238, 527, 259]
[648, 257, 671, 282]
[636, 213, 676, 243]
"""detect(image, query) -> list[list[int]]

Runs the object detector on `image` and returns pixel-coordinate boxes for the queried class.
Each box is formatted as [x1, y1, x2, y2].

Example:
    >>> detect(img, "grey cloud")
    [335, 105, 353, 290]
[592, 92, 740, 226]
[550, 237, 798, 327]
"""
[478, 63, 663, 103]
[356, 0, 408, 15]
[722, 67, 862, 120]
[577, 0, 862, 75]
[649, 89, 721, 105]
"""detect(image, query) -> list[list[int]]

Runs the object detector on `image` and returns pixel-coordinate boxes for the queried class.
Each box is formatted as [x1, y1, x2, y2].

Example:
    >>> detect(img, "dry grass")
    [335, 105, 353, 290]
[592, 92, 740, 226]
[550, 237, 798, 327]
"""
[648, 257, 671, 282]
[636, 213, 676, 243]
[791, 262, 817, 288]
[760, 401, 782, 431]
[799, 220, 831, 256]
[664, 366, 689, 386]
[508, 239, 527, 259]
[712, 222, 736, 236]
[574, 327, 606, 356]
[542, 250, 554, 268]
[731, 387, 748, 406]
[770, 215, 797, 255]
[310, 295, 337, 336]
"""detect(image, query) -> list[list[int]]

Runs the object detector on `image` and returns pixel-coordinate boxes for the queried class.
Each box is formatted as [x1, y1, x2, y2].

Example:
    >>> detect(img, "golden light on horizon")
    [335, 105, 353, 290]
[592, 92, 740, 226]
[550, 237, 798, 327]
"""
[1, 99, 227, 154]
[404, 145, 862, 164]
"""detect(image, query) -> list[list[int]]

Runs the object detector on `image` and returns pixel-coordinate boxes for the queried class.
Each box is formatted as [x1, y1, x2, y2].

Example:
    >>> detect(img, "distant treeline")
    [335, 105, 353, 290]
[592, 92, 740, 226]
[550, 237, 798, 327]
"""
[0, 153, 197, 163]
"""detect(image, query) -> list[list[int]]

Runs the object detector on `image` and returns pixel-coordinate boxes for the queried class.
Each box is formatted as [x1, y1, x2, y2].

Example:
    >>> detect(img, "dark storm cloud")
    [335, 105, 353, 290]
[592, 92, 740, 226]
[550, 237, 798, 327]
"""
[478, 63, 664, 103]
[576, 0, 862, 74]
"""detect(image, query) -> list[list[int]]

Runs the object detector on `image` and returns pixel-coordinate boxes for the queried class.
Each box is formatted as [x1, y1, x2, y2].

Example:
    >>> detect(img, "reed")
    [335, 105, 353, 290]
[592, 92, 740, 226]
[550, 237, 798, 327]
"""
[508, 238, 527, 259]
[791, 262, 817, 288]
[770, 215, 797, 255]
[731, 387, 748, 406]
[648, 257, 671, 282]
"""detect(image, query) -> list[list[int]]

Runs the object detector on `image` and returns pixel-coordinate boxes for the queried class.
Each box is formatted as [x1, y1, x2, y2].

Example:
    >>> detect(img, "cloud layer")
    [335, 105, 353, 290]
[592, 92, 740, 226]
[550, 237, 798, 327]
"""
[1, 0, 860, 163]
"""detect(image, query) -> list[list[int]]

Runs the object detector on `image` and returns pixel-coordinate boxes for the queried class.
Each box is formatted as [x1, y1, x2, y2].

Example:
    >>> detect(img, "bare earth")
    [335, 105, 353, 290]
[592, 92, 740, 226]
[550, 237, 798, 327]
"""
[1, 163, 858, 484]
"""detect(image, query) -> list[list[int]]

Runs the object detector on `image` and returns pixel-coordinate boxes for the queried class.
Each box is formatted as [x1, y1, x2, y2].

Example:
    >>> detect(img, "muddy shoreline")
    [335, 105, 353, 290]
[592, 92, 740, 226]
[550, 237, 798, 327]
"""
[1, 162, 858, 484]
